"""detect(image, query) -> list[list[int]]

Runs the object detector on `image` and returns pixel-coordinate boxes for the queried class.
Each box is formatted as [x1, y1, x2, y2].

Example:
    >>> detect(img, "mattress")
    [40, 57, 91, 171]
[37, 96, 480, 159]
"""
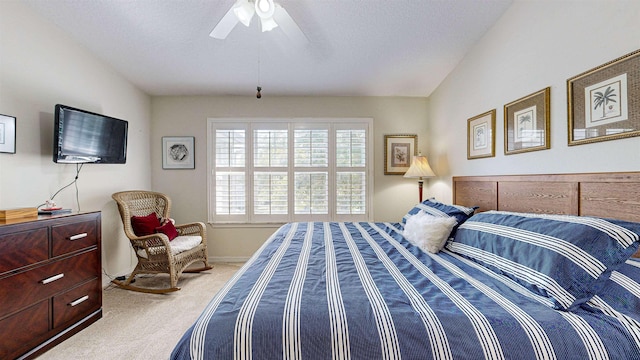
[171, 221, 640, 359]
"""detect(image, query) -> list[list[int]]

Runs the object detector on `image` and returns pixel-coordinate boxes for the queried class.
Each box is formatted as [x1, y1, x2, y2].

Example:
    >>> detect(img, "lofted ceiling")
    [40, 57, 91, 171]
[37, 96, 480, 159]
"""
[23, 0, 513, 98]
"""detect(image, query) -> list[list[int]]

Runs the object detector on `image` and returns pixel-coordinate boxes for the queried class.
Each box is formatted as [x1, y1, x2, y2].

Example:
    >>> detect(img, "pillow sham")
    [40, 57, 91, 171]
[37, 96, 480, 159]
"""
[447, 210, 640, 311]
[403, 210, 458, 253]
[131, 213, 161, 236]
[402, 198, 476, 227]
[583, 258, 640, 321]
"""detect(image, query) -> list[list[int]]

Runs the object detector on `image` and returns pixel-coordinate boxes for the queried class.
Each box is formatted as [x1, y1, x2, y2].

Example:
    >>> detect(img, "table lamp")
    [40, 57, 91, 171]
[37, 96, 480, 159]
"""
[403, 152, 435, 202]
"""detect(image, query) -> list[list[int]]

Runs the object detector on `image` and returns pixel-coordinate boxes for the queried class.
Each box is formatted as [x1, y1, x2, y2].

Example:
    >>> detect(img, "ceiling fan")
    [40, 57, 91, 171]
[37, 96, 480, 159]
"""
[210, 0, 307, 45]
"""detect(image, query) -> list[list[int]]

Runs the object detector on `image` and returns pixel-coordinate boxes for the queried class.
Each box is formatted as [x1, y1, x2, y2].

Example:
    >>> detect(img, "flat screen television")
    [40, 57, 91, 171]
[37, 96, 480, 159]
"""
[53, 104, 128, 164]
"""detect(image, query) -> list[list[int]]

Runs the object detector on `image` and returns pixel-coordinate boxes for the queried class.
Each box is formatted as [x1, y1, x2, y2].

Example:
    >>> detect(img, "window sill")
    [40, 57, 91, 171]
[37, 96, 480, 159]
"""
[208, 222, 285, 229]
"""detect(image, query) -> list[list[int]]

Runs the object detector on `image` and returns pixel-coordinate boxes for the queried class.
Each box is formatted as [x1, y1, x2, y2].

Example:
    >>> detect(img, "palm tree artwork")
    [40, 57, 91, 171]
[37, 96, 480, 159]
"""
[593, 86, 617, 118]
[475, 127, 485, 148]
[519, 114, 532, 134]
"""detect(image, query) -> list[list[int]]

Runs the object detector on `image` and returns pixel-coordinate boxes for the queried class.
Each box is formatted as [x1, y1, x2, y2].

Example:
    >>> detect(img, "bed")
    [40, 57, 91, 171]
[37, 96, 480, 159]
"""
[171, 172, 640, 359]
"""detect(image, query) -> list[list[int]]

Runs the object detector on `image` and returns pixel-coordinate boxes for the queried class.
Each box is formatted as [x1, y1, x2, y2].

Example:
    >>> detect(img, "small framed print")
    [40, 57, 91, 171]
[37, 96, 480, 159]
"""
[504, 87, 550, 155]
[162, 136, 195, 169]
[568, 49, 640, 145]
[384, 134, 417, 175]
[467, 109, 495, 160]
[0, 114, 16, 154]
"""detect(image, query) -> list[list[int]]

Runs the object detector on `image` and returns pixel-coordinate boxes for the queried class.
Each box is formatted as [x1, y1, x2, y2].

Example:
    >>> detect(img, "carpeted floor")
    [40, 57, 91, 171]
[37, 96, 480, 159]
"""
[37, 262, 243, 360]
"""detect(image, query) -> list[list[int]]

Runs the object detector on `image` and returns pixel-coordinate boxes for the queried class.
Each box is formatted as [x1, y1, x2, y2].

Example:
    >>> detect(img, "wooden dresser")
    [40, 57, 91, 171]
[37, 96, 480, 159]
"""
[0, 211, 102, 359]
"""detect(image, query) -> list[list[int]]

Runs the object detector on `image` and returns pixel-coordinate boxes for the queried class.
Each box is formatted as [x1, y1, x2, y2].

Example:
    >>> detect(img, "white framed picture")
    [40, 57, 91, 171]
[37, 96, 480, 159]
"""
[0, 114, 16, 154]
[504, 87, 550, 155]
[384, 134, 417, 175]
[162, 136, 195, 169]
[568, 49, 640, 145]
[467, 109, 495, 159]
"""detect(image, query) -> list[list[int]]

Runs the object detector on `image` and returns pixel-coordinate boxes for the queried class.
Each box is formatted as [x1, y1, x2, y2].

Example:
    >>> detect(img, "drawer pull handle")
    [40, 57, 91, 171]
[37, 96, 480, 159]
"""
[69, 295, 89, 307]
[41, 273, 64, 284]
[69, 233, 88, 241]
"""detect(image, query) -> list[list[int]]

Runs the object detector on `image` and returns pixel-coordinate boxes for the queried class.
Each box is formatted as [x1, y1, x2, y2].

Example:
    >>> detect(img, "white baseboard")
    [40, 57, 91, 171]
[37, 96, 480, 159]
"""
[209, 256, 250, 263]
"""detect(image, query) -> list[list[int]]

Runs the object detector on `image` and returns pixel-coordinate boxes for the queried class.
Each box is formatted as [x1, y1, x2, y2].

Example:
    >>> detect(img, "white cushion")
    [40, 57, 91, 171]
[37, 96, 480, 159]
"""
[403, 211, 457, 253]
[137, 235, 202, 258]
[169, 235, 202, 254]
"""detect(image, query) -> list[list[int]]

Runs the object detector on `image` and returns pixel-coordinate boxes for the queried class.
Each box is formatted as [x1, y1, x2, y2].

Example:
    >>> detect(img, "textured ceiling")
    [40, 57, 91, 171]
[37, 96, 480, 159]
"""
[24, 0, 513, 97]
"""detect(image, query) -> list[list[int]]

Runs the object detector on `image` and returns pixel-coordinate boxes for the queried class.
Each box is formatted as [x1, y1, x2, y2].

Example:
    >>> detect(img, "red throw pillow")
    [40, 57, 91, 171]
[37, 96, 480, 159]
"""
[155, 221, 179, 241]
[131, 213, 161, 236]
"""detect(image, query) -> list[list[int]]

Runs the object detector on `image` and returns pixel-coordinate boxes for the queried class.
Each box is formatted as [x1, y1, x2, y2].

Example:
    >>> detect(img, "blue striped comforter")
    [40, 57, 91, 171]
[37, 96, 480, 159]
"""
[171, 222, 640, 359]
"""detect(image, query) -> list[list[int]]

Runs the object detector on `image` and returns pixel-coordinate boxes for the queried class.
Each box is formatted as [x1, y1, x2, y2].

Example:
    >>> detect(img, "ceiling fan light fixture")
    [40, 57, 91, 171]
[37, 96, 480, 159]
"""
[255, 0, 275, 19]
[233, 0, 255, 27]
[211, 0, 305, 41]
[259, 16, 278, 32]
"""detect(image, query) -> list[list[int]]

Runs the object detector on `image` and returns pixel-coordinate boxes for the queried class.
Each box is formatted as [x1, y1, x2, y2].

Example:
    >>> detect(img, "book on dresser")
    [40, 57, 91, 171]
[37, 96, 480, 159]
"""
[0, 211, 102, 360]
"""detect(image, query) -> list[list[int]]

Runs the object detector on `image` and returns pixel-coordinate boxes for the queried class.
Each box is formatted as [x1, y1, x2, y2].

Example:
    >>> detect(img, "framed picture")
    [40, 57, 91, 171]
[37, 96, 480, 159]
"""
[504, 87, 550, 155]
[467, 109, 495, 159]
[567, 49, 640, 145]
[0, 114, 16, 154]
[162, 136, 195, 169]
[384, 134, 417, 175]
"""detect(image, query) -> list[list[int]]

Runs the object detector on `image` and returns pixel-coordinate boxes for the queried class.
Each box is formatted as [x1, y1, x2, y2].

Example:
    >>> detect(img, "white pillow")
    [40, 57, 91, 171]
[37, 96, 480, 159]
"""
[403, 211, 458, 253]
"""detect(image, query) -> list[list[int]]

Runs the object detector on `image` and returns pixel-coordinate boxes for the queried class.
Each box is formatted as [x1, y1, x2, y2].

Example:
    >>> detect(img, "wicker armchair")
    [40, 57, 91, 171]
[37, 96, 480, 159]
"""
[111, 190, 212, 293]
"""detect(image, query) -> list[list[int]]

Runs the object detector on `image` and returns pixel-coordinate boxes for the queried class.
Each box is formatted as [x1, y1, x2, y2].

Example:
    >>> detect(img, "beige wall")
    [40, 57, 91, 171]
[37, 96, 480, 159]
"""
[0, 2, 152, 285]
[8, 0, 637, 276]
[427, 0, 640, 201]
[151, 96, 429, 260]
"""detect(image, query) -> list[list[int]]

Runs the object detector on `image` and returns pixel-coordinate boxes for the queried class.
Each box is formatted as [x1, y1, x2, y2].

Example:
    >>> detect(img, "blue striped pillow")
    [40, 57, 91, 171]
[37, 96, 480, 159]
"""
[584, 258, 640, 322]
[448, 211, 640, 311]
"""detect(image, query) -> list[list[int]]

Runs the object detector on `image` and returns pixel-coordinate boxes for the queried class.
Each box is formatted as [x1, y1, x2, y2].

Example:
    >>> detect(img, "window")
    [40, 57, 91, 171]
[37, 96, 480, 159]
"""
[208, 118, 373, 224]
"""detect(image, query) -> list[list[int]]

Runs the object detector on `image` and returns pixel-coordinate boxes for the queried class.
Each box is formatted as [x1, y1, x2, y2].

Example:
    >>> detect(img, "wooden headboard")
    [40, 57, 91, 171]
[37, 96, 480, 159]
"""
[453, 172, 640, 257]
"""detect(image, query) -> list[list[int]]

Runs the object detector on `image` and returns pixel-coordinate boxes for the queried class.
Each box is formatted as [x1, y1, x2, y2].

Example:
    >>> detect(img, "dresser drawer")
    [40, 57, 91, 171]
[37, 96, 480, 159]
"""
[53, 279, 101, 329]
[0, 249, 98, 319]
[0, 211, 102, 359]
[0, 300, 49, 360]
[52, 219, 98, 257]
[0, 227, 48, 274]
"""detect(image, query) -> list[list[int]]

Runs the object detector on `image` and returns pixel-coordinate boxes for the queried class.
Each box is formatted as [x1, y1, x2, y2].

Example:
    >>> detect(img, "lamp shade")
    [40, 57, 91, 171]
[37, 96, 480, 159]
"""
[403, 154, 435, 179]
[259, 16, 278, 32]
[233, 0, 255, 27]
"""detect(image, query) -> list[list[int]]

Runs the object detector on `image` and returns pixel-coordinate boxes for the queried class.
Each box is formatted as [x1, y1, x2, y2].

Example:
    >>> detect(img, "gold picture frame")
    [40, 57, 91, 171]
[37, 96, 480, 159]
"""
[467, 109, 496, 160]
[567, 49, 640, 146]
[384, 134, 417, 175]
[504, 87, 550, 155]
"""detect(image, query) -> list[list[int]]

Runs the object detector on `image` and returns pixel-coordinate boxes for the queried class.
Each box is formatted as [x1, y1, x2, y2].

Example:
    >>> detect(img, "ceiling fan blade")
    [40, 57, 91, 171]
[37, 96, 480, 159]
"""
[210, 5, 240, 39]
[273, 4, 308, 46]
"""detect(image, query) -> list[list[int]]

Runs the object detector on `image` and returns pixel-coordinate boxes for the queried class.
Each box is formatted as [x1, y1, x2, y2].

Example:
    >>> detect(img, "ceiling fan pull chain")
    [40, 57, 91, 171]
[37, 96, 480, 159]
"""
[257, 32, 262, 99]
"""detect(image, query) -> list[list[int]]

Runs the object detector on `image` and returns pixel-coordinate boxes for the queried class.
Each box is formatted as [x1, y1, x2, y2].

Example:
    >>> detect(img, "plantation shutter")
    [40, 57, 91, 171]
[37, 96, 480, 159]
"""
[253, 126, 288, 222]
[209, 119, 372, 224]
[214, 127, 247, 222]
[294, 127, 330, 221]
[336, 128, 367, 216]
